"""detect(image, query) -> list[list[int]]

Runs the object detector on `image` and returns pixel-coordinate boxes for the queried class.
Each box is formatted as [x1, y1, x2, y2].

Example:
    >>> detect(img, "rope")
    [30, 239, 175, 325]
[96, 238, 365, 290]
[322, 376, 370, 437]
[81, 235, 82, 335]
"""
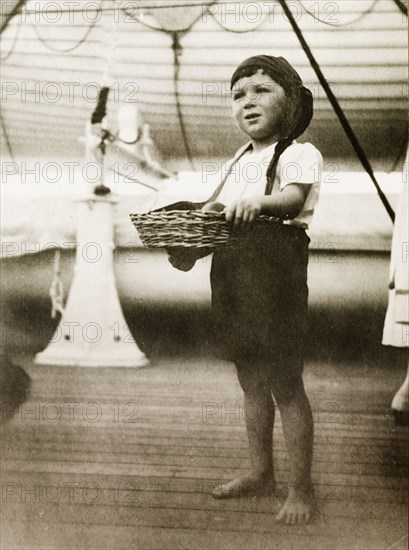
[0, 20, 21, 61]
[131, 11, 169, 32]
[13, 0, 403, 30]
[116, 135, 139, 145]
[299, 0, 380, 28]
[120, 6, 196, 168]
[392, 0, 408, 15]
[277, 0, 395, 223]
[125, 1, 266, 34]
[210, 10, 269, 33]
[30, 9, 100, 53]
[171, 31, 195, 169]
[120, 6, 172, 31]
[49, 250, 65, 318]
[17, 2, 217, 16]
[134, 1, 218, 9]
[1, 112, 16, 162]
[0, 0, 27, 34]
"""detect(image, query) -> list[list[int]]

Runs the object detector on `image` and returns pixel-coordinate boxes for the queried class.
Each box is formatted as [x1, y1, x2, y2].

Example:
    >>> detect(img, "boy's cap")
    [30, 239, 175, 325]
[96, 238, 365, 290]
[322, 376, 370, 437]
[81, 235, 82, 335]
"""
[230, 55, 304, 90]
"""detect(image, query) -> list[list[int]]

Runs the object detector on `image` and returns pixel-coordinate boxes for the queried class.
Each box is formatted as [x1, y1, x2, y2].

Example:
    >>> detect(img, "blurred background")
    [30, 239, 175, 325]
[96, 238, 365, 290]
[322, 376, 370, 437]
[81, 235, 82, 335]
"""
[1, 3, 408, 549]
[1, 0, 407, 169]
[1, 0, 407, 359]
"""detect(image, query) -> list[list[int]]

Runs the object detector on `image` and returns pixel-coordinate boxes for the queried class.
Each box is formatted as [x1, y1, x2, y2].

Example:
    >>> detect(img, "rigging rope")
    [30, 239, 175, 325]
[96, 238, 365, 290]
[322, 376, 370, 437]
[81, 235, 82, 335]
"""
[171, 31, 195, 170]
[278, 0, 395, 223]
[210, 9, 269, 33]
[392, 0, 408, 15]
[121, 3, 198, 169]
[1, 113, 16, 162]
[1, 0, 405, 186]
[16, 2, 217, 16]
[31, 19, 98, 53]
[0, 0, 27, 34]
[29, 0, 101, 54]
[116, 135, 139, 145]
[0, 19, 21, 61]
[11, 0, 408, 19]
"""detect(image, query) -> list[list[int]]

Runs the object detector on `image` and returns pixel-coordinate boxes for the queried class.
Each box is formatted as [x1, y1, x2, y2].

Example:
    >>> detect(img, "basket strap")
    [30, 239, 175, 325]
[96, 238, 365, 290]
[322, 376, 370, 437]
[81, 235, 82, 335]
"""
[205, 142, 282, 205]
[205, 143, 253, 204]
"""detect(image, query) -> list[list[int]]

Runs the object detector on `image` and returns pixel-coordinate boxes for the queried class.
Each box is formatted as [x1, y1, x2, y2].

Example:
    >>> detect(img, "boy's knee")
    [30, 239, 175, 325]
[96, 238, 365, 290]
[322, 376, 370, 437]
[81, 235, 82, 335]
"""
[271, 372, 305, 405]
[235, 361, 272, 394]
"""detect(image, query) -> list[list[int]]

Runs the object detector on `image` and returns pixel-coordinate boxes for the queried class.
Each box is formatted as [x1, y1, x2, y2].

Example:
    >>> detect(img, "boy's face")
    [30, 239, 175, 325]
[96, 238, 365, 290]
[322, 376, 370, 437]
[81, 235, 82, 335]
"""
[231, 69, 288, 144]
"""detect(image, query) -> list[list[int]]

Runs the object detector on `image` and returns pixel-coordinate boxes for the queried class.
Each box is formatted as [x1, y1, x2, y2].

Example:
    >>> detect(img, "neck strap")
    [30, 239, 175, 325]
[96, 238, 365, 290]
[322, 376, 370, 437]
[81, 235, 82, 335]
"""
[205, 143, 253, 204]
[206, 142, 284, 204]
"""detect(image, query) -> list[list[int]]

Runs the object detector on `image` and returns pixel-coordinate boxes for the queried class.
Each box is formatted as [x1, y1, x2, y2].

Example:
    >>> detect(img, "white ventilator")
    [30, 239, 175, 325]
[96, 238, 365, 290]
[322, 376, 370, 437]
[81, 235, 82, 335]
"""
[35, 12, 149, 367]
[34, 110, 149, 368]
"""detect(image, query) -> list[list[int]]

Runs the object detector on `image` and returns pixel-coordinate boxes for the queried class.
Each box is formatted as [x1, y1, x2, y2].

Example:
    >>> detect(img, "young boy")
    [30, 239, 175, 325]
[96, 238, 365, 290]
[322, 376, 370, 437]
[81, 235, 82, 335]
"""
[169, 55, 323, 525]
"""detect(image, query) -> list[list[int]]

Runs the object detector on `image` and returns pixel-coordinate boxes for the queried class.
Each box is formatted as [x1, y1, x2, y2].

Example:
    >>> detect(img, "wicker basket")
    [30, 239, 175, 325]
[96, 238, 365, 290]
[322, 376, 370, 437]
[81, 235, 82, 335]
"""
[130, 209, 282, 249]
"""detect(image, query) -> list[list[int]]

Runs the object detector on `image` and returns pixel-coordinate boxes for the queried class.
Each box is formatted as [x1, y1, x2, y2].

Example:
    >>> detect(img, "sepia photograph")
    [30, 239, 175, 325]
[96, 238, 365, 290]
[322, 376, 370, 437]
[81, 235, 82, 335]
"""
[0, 1, 408, 548]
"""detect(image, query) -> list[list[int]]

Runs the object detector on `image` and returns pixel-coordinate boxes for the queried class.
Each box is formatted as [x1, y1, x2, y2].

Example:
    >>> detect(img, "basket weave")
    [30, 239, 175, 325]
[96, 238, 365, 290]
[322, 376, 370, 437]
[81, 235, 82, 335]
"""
[130, 210, 282, 249]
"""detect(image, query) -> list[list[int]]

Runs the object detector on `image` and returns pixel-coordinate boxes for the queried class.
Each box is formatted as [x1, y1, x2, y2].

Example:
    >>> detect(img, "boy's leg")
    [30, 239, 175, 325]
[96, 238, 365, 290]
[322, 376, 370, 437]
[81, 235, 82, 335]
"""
[273, 375, 316, 524]
[212, 361, 275, 498]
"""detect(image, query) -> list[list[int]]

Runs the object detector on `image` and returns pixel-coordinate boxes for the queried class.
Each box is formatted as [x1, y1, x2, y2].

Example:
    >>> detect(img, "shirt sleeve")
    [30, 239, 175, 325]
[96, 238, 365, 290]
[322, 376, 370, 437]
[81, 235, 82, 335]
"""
[278, 143, 323, 188]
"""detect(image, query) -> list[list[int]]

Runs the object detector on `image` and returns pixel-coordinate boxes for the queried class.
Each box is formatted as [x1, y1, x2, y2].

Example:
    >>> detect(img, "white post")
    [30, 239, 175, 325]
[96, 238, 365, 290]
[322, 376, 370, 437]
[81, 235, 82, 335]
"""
[35, 114, 149, 368]
[35, 195, 148, 367]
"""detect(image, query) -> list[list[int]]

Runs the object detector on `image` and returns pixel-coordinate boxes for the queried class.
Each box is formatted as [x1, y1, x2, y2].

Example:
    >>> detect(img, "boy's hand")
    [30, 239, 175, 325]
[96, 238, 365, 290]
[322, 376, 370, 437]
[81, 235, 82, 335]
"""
[167, 247, 197, 272]
[225, 197, 264, 228]
[167, 245, 214, 271]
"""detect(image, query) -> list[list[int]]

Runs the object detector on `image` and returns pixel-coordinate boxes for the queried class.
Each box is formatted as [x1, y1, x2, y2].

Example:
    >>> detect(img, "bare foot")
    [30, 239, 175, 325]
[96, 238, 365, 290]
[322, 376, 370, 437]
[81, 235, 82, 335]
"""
[275, 484, 316, 525]
[212, 474, 275, 499]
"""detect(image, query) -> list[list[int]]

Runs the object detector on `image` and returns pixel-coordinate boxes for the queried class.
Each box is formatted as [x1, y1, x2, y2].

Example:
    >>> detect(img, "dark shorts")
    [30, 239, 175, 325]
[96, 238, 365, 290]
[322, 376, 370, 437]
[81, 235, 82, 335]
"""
[210, 223, 309, 383]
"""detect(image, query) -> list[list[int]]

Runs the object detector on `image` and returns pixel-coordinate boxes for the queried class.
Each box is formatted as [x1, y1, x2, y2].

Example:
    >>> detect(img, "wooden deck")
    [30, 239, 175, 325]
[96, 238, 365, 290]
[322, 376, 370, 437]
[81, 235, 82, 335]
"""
[1, 353, 408, 550]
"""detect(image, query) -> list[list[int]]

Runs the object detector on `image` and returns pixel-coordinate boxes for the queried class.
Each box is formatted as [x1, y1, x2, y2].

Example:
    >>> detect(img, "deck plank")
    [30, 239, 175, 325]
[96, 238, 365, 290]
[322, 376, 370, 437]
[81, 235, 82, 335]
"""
[1, 356, 408, 549]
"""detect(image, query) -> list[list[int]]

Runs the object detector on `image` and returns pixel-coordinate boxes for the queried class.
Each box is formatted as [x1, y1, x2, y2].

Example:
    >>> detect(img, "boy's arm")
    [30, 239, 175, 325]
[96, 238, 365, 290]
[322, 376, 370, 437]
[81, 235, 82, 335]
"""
[224, 183, 312, 227]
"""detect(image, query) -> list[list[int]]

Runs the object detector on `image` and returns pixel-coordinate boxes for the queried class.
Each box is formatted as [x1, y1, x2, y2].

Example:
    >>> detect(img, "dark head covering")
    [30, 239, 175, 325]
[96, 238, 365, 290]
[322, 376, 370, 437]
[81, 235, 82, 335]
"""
[230, 55, 313, 193]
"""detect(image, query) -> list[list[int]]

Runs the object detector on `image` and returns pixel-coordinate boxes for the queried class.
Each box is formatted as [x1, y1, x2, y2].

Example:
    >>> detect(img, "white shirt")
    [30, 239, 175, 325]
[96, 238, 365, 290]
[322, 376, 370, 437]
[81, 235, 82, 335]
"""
[217, 141, 323, 229]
